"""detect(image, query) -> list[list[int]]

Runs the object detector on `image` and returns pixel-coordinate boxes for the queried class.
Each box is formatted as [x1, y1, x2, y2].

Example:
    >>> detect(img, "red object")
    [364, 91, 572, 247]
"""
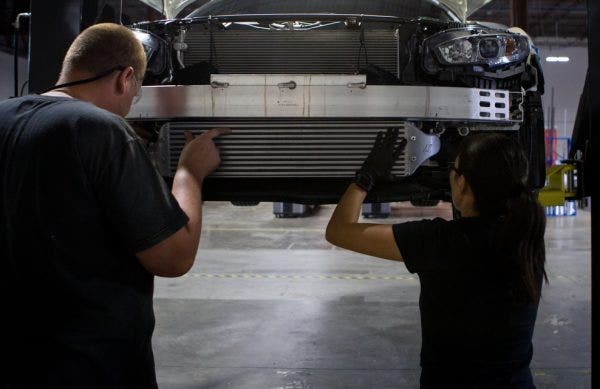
[544, 129, 557, 167]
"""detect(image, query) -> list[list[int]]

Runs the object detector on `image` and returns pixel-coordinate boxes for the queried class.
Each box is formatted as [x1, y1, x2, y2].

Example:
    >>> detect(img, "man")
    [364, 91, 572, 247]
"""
[0, 23, 228, 387]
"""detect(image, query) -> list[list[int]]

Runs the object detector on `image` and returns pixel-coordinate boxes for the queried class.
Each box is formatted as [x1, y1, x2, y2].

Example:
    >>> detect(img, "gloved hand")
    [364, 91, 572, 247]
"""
[353, 128, 407, 192]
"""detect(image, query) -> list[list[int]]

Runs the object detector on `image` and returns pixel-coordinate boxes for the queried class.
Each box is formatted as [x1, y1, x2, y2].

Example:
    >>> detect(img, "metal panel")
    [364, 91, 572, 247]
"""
[156, 121, 440, 178]
[128, 82, 519, 122]
[210, 74, 366, 86]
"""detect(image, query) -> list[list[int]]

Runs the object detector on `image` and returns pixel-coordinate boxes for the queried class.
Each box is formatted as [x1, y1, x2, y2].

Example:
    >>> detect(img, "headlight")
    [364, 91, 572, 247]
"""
[423, 28, 530, 72]
[131, 29, 168, 79]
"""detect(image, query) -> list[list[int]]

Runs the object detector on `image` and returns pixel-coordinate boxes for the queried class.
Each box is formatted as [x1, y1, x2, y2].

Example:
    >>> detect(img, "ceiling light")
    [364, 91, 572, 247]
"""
[546, 56, 570, 62]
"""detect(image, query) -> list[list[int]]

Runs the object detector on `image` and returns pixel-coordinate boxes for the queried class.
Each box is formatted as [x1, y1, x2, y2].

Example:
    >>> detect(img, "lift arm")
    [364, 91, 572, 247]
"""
[537, 160, 580, 207]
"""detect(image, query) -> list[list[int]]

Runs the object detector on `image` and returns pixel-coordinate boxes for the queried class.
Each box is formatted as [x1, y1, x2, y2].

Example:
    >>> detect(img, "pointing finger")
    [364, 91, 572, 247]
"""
[202, 127, 232, 139]
[183, 130, 195, 144]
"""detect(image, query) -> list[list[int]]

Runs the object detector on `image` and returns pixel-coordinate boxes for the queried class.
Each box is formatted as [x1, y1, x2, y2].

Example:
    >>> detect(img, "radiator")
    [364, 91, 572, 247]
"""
[182, 27, 399, 75]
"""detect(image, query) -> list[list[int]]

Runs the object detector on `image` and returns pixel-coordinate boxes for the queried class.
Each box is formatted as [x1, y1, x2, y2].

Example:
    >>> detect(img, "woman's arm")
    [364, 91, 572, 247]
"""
[325, 183, 403, 261]
[326, 128, 406, 261]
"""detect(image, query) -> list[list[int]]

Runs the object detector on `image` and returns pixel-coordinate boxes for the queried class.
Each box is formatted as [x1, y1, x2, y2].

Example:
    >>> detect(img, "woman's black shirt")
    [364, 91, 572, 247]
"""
[393, 217, 542, 388]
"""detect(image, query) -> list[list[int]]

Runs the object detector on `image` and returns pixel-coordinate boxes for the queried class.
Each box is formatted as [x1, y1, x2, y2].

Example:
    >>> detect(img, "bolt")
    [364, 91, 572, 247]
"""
[410, 135, 417, 141]
[410, 156, 417, 162]
[458, 127, 470, 136]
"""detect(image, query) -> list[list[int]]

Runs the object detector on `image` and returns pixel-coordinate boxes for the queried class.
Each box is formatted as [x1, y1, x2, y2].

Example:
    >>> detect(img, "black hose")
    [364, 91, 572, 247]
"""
[12, 13, 30, 98]
[20, 81, 29, 97]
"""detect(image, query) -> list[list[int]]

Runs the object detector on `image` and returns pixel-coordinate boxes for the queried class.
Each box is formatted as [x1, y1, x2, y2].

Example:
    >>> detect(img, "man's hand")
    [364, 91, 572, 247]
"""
[353, 128, 407, 192]
[178, 128, 231, 182]
[137, 127, 230, 277]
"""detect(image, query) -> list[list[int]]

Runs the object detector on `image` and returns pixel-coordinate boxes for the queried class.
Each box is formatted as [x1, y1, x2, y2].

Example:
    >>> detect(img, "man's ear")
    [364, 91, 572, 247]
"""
[115, 67, 135, 96]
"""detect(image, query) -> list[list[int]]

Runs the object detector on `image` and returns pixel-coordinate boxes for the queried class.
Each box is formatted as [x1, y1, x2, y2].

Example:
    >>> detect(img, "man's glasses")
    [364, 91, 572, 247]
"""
[131, 74, 143, 105]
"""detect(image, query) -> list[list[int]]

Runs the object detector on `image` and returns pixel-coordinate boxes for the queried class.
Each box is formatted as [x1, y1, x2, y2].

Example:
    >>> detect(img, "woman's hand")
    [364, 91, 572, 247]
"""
[353, 128, 407, 192]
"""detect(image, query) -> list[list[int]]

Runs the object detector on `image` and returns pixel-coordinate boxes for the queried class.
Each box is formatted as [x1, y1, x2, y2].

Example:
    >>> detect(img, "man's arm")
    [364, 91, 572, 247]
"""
[136, 128, 229, 277]
[325, 184, 403, 261]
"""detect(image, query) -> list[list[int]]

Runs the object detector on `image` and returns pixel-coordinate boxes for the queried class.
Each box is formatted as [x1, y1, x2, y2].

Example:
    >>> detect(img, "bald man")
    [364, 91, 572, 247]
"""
[0, 23, 227, 387]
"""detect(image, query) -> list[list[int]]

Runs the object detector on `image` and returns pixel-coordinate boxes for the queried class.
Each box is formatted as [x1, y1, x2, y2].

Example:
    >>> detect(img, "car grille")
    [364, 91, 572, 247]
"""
[183, 28, 398, 76]
[159, 121, 419, 178]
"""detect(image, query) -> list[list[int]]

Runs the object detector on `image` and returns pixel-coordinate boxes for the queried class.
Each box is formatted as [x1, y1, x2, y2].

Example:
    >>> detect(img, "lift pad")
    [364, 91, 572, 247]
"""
[538, 163, 578, 207]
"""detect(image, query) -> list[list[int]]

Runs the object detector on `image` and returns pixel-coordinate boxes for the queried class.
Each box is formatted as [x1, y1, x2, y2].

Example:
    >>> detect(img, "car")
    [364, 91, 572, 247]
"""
[126, 0, 546, 205]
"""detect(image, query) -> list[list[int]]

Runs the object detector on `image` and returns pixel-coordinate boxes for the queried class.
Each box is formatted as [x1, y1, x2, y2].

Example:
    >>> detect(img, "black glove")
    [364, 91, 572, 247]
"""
[353, 128, 407, 192]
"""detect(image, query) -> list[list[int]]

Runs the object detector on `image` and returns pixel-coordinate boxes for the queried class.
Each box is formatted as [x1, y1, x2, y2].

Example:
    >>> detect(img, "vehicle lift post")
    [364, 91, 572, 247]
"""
[273, 203, 318, 218]
[273, 202, 390, 218]
[362, 203, 391, 218]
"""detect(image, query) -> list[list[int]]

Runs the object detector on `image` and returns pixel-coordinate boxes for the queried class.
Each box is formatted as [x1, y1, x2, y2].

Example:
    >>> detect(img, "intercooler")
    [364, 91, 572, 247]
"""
[182, 27, 399, 76]
[155, 121, 440, 178]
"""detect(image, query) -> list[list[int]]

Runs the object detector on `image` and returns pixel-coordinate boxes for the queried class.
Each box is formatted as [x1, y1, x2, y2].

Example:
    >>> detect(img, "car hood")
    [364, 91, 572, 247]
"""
[140, 0, 495, 21]
[437, 0, 495, 21]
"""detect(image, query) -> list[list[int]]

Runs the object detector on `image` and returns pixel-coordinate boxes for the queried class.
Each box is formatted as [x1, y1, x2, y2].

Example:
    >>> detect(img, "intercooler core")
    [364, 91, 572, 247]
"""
[156, 121, 440, 178]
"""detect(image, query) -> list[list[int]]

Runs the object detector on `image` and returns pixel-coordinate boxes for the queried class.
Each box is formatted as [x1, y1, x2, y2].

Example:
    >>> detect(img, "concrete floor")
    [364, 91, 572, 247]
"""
[153, 202, 591, 389]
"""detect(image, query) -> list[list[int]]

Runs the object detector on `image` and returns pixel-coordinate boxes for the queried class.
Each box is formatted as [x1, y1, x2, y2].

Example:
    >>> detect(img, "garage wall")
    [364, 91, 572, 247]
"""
[537, 43, 589, 138]
[0, 50, 28, 99]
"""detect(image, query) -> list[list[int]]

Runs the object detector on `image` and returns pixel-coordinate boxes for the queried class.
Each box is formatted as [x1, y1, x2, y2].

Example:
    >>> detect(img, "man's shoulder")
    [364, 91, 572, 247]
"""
[1, 95, 127, 129]
[17, 95, 139, 152]
[40, 96, 136, 143]
[54, 97, 128, 128]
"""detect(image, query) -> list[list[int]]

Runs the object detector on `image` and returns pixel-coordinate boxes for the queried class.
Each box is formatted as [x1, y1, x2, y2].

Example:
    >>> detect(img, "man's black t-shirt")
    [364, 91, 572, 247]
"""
[393, 217, 542, 389]
[0, 95, 189, 388]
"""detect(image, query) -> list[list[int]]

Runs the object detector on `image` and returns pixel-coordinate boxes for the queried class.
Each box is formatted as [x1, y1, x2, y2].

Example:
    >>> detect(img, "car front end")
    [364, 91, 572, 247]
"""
[127, 0, 545, 204]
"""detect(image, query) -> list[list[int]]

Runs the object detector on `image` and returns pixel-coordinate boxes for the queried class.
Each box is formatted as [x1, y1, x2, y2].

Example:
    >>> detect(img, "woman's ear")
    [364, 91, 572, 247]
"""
[458, 175, 477, 211]
[457, 174, 467, 194]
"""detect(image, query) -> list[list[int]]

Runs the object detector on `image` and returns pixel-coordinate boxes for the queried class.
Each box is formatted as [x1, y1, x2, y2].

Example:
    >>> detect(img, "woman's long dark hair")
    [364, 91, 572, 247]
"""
[456, 133, 547, 303]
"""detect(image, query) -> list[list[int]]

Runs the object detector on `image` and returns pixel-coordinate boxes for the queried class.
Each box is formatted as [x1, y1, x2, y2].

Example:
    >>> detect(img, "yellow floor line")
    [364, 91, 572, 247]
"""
[181, 273, 417, 281]
[204, 227, 326, 232]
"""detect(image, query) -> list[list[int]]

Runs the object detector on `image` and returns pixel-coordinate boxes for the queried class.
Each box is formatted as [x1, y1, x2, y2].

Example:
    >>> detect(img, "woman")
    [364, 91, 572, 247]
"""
[326, 130, 547, 388]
